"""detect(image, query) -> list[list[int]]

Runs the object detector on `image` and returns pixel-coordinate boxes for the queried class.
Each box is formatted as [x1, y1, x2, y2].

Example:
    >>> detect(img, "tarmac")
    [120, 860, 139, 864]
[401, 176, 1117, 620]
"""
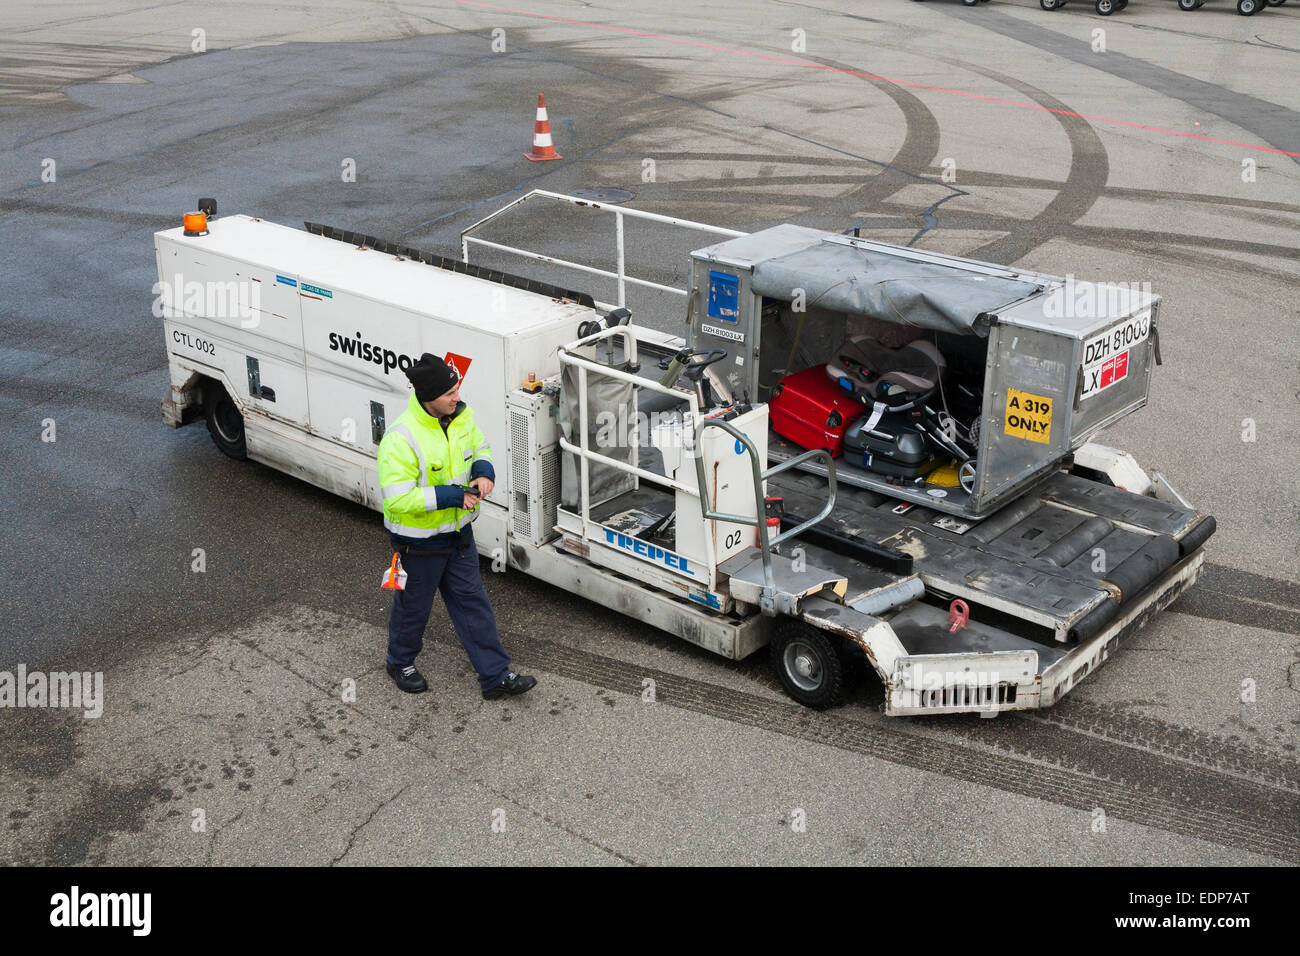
[0, 0, 1296, 865]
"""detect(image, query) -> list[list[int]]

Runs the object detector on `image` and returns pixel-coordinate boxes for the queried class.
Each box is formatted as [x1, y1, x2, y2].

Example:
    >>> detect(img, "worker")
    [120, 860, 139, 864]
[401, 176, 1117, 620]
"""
[377, 353, 537, 701]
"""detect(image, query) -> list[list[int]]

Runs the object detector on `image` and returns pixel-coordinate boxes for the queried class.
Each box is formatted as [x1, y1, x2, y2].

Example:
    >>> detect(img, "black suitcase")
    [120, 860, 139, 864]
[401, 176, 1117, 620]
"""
[842, 406, 936, 479]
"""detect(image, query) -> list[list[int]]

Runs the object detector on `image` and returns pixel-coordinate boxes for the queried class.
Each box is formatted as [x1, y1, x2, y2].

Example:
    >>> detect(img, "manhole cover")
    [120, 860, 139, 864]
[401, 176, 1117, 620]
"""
[566, 188, 635, 204]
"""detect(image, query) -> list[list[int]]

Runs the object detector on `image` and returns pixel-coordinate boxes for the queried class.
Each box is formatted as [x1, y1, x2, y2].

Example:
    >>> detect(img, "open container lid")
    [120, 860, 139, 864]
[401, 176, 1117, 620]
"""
[694, 225, 1059, 336]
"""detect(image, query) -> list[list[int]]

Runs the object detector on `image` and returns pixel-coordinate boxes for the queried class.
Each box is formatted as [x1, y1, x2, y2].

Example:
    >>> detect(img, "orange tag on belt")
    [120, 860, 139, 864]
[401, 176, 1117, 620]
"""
[381, 553, 407, 590]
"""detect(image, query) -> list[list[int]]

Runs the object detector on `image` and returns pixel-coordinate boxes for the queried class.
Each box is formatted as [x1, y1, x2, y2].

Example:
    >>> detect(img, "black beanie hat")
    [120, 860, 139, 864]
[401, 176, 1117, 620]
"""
[404, 353, 459, 403]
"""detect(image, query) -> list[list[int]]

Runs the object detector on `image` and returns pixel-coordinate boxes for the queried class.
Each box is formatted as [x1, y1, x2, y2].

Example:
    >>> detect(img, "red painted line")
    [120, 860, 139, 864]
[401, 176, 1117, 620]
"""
[453, 0, 1300, 158]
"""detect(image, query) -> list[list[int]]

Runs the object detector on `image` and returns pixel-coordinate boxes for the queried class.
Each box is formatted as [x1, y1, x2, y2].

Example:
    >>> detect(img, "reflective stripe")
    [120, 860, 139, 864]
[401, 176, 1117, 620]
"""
[452, 467, 473, 485]
[384, 516, 459, 538]
[422, 487, 440, 512]
[382, 480, 417, 499]
[469, 444, 491, 459]
[389, 423, 428, 487]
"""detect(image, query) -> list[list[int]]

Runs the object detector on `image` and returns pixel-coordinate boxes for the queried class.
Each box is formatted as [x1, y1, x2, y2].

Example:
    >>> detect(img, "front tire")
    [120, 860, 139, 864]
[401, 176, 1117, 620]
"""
[205, 384, 248, 459]
[1237, 0, 1259, 11]
[770, 621, 845, 709]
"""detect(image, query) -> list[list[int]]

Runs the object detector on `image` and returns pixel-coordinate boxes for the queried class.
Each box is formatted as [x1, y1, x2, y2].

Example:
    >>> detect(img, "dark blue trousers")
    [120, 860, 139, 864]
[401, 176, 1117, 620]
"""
[386, 530, 512, 692]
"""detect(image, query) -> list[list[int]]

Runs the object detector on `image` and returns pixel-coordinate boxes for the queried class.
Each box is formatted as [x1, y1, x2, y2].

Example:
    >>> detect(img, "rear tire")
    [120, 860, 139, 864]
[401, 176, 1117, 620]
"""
[1177, 0, 1198, 9]
[1096, 0, 1115, 14]
[205, 384, 248, 459]
[1237, 0, 1259, 11]
[770, 621, 845, 709]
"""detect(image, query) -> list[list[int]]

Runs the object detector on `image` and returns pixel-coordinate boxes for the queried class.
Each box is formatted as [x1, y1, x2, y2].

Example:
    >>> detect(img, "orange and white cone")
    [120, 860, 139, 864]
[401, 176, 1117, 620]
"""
[524, 93, 562, 162]
[380, 553, 407, 590]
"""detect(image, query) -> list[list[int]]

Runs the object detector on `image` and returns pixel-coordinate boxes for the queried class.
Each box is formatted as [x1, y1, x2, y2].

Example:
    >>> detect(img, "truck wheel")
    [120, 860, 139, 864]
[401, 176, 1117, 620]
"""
[1237, 0, 1259, 11]
[205, 384, 248, 459]
[770, 621, 845, 709]
[1095, 0, 1115, 14]
[1040, 0, 1059, 9]
[1177, 0, 1198, 8]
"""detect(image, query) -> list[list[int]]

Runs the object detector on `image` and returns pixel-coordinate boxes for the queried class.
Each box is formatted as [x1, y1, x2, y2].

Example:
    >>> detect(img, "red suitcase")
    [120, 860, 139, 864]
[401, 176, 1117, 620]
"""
[768, 365, 865, 457]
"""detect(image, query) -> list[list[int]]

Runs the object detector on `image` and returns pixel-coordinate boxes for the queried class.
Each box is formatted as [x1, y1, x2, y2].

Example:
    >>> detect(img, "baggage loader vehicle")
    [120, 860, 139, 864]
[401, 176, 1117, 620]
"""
[157, 192, 1215, 715]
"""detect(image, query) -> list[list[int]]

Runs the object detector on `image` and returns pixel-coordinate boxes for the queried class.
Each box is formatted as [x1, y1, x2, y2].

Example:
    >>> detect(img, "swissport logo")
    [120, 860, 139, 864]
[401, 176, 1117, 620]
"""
[328, 331, 414, 375]
[326, 336, 474, 381]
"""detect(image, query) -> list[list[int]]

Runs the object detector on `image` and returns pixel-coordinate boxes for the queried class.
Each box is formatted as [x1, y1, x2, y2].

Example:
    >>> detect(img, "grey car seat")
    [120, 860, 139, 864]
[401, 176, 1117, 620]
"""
[826, 335, 946, 405]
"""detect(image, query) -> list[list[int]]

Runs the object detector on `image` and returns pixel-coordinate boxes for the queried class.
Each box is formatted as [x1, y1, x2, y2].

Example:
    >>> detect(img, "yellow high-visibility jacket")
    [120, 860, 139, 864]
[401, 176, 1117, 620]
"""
[377, 393, 494, 542]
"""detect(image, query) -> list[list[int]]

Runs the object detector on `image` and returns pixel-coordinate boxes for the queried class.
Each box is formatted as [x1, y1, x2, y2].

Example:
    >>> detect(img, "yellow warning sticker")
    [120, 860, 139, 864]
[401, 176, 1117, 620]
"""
[1004, 388, 1053, 444]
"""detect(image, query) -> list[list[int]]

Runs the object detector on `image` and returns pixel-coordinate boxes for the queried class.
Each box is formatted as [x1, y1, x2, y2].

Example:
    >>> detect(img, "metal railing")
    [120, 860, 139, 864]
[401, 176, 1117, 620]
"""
[691, 419, 838, 615]
[556, 325, 839, 611]
[556, 326, 721, 589]
[459, 189, 746, 312]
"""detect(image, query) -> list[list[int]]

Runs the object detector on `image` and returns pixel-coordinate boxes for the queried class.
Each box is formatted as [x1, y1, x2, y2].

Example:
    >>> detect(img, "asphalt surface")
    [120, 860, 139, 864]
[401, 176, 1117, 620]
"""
[0, 0, 1297, 866]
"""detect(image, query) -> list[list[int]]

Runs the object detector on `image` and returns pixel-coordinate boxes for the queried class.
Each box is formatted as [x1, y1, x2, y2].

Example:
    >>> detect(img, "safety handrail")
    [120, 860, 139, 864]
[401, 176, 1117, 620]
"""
[692, 418, 837, 610]
[556, 328, 720, 586]
[460, 189, 746, 311]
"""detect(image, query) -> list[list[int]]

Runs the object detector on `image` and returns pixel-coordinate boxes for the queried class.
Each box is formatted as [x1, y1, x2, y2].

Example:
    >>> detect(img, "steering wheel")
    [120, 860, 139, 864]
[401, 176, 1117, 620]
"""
[680, 348, 727, 380]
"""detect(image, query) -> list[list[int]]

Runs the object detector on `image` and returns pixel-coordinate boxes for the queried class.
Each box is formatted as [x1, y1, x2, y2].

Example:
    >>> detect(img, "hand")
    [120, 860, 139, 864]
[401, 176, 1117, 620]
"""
[462, 492, 479, 510]
[471, 477, 494, 498]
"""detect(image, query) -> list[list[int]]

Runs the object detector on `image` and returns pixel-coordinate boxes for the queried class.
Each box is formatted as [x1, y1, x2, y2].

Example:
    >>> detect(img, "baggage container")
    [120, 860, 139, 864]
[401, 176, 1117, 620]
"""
[688, 225, 1160, 518]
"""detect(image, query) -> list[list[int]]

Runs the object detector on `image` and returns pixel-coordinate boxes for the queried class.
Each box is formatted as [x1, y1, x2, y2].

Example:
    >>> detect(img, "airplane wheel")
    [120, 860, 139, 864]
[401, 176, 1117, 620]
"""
[1096, 0, 1115, 13]
[1040, 0, 1059, 8]
[1237, 0, 1260, 12]
[1177, 0, 1198, 9]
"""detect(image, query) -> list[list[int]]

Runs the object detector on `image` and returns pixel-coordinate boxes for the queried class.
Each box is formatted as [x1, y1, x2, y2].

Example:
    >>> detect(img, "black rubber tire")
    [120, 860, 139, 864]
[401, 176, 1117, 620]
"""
[1177, 0, 1198, 9]
[1096, 0, 1115, 14]
[205, 384, 248, 460]
[963, 0, 980, 5]
[1237, 0, 1259, 11]
[1040, 0, 1058, 8]
[770, 620, 845, 709]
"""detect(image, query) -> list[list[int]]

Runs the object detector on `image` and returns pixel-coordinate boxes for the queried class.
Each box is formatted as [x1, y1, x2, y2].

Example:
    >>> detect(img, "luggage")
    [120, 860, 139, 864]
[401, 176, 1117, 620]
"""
[842, 405, 936, 479]
[769, 365, 865, 457]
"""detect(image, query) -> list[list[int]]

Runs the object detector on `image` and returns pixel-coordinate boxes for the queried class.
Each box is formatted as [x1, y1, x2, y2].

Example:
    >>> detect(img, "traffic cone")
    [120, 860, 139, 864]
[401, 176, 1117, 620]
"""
[524, 94, 562, 162]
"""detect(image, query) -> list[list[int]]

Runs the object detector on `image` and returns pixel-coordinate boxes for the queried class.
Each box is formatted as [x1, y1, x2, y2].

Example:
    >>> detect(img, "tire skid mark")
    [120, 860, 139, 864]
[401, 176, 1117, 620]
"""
[936, 4, 1298, 161]
[1026, 700, 1300, 793]
[862, 202, 1300, 264]
[498, 630, 1299, 863]
[933, 56, 1109, 266]
[793, 51, 958, 243]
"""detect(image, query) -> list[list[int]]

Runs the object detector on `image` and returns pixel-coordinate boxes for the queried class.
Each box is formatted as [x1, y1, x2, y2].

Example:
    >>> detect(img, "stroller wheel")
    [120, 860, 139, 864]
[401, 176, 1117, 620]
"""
[959, 461, 978, 494]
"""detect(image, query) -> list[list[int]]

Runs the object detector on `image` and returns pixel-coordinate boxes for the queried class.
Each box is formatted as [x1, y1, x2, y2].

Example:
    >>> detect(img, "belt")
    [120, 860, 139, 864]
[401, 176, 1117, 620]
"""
[393, 524, 473, 556]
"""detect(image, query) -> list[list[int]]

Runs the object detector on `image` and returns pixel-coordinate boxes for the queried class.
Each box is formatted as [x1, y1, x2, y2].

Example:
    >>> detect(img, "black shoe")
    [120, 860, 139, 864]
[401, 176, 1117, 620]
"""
[482, 672, 537, 700]
[387, 662, 428, 693]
